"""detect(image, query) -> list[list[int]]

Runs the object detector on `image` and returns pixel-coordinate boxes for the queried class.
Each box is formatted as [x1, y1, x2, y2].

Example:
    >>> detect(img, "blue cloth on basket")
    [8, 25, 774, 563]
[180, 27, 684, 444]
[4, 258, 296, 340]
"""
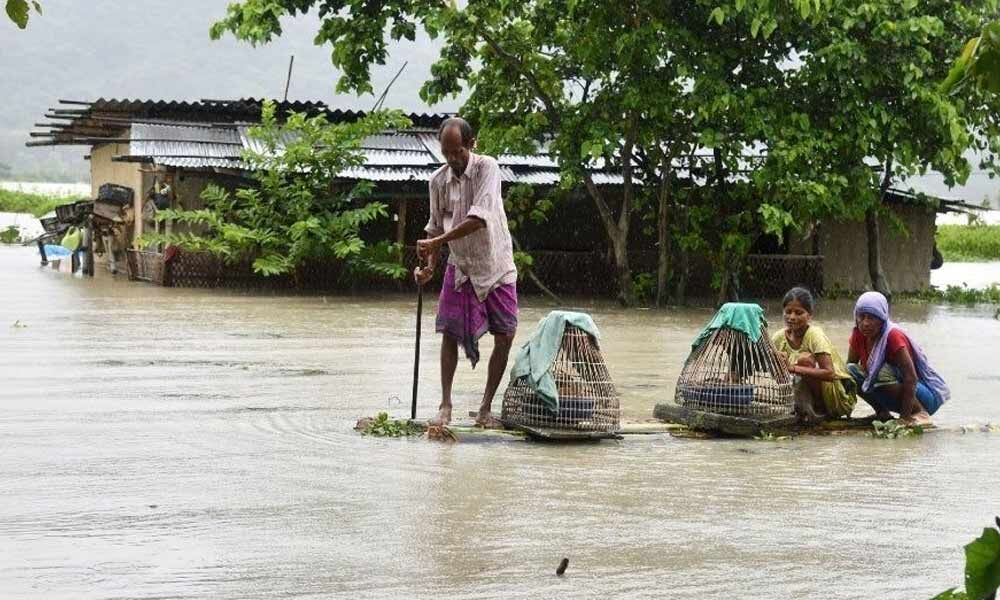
[691, 302, 765, 350]
[509, 311, 601, 412]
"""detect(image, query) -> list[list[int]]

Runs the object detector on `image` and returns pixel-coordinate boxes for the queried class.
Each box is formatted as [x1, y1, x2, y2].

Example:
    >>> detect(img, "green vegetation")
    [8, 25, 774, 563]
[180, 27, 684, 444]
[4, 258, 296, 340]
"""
[0, 188, 76, 217]
[5, 0, 41, 29]
[941, 21, 1000, 96]
[871, 420, 924, 439]
[142, 101, 410, 281]
[931, 517, 1000, 599]
[0, 225, 21, 243]
[358, 412, 425, 438]
[906, 284, 1000, 306]
[211, 0, 1000, 305]
[937, 225, 1000, 261]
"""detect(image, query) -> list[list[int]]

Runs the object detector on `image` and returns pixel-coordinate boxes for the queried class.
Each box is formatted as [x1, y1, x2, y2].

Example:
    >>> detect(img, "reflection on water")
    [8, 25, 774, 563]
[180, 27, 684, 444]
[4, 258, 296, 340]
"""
[1, 245, 998, 599]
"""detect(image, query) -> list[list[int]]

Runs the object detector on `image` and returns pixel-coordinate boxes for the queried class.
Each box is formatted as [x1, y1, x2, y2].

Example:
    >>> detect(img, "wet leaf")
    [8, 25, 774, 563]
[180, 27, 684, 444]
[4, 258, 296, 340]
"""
[965, 527, 1000, 600]
[6, 0, 29, 28]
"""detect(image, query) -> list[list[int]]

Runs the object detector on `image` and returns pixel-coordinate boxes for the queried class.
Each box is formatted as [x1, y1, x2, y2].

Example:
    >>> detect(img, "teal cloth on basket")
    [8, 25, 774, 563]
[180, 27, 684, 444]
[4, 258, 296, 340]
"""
[509, 310, 602, 412]
[691, 302, 765, 350]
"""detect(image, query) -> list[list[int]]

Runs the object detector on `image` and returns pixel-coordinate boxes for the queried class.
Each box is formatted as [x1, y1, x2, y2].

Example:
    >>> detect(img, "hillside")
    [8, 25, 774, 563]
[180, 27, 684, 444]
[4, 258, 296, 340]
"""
[0, 0, 460, 182]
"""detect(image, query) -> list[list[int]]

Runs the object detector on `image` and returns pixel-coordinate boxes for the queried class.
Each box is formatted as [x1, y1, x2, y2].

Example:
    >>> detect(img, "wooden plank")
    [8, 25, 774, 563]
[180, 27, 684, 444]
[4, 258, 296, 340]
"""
[653, 402, 796, 437]
[502, 420, 622, 442]
[407, 419, 526, 443]
[619, 422, 689, 434]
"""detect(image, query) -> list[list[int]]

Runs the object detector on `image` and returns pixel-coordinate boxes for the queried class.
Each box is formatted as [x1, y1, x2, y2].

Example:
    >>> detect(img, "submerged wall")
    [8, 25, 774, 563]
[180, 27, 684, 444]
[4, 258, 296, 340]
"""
[90, 142, 149, 245]
[818, 204, 937, 293]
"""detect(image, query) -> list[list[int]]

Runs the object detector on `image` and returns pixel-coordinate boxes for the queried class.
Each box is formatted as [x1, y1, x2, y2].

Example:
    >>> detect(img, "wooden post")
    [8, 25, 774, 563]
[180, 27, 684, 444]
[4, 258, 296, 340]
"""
[84, 221, 95, 276]
[397, 198, 408, 250]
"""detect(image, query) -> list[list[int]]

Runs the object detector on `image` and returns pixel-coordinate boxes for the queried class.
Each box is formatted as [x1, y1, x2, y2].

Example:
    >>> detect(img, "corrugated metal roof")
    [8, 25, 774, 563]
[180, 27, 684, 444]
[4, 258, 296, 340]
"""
[498, 154, 560, 168]
[238, 125, 443, 167]
[130, 123, 242, 159]
[415, 132, 446, 164]
[117, 119, 624, 184]
[361, 133, 429, 152]
[359, 149, 437, 167]
[501, 170, 625, 185]
[153, 157, 246, 170]
[237, 125, 296, 156]
[336, 166, 437, 182]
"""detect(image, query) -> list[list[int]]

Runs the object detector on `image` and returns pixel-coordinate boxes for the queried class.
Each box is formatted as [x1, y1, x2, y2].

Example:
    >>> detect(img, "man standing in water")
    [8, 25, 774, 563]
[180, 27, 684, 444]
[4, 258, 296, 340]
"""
[414, 117, 518, 427]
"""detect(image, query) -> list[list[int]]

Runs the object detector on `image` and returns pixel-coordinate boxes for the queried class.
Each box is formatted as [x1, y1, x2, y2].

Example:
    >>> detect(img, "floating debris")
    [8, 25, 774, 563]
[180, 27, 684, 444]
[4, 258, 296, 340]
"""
[355, 413, 425, 438]
[556, 558, 569, 576]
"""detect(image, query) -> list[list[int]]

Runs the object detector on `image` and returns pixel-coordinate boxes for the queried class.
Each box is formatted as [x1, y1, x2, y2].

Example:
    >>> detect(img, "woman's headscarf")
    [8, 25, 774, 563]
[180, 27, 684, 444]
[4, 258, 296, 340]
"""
[853, 291, 950, 404]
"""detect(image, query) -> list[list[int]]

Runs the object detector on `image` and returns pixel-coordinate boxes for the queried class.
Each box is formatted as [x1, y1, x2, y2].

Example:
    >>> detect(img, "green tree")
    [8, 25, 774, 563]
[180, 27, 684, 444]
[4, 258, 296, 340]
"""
[728, 0, 1000, 298]
[6, 0, 40, 28]
[143, 101, 411, 283]
[941, 20, 1000, 96]
[211, 0, 998, 303]
[211, 0, 800, 306]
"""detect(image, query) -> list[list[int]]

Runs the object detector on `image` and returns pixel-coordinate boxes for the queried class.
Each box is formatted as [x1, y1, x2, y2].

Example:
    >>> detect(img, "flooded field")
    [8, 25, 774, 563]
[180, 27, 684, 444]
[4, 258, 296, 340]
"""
[2, 244, 999, 599]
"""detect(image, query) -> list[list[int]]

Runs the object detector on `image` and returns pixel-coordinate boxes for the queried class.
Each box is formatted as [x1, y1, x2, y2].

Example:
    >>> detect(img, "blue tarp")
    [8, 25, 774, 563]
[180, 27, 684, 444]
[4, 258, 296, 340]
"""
[42, 244, 72, 258]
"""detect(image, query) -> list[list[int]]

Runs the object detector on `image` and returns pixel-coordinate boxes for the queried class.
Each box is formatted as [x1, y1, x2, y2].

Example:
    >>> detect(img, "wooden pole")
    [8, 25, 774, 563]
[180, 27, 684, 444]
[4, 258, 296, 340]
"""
[411, 282, 423, 420]
[283, 55, 295, 102]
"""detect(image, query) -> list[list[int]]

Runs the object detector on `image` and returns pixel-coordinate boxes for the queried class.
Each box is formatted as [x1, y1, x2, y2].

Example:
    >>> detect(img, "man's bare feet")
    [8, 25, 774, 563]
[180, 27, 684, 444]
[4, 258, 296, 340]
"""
[475, 410, 504, 429]
[428, 405, 452, 426]
[901, 410, 933, 427]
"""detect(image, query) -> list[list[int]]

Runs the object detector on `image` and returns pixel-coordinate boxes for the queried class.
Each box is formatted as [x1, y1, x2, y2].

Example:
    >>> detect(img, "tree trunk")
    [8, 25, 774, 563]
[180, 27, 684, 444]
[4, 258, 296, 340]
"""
[656, 192, 671, 307]
[712, 147, 740, 305]
[655, 157, 673, 308]
[867, 156, 894, 299]
[583, 175, 633, 305]
[511, 234, 561, 304]
[674, 248, 688, 305]
[612, 234, 632, 307]
[581, 113, 637, 306]
[865, 208, 892, 298]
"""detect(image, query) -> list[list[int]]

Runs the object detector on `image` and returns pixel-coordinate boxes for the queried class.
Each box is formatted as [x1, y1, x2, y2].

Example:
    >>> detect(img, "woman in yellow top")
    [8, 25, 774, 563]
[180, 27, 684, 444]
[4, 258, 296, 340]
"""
[772, 287, 857, 421]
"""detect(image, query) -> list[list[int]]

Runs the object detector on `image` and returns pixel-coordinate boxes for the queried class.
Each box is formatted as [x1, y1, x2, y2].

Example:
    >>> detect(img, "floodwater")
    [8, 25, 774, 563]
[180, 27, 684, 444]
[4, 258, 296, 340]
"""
[932, 260, 1000, 290]
[2, 245, 999, 600]
[0, 212, 45, 241]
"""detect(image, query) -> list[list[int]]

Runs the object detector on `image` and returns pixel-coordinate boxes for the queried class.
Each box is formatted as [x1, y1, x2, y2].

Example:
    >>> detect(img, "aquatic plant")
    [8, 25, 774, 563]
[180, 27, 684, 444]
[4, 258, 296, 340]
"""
[907, 284, 1000, 307]
[0, 225, 21, 244]
[931, 516, 1000, 599]
[870, 420, 924, 439]
[358, 412, 424, 438]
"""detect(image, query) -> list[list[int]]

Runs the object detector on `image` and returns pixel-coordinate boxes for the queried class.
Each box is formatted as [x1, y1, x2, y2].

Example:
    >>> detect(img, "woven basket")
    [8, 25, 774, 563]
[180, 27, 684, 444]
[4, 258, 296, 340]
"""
[674, 323, 794, 418]
[502, 325, 621, 432]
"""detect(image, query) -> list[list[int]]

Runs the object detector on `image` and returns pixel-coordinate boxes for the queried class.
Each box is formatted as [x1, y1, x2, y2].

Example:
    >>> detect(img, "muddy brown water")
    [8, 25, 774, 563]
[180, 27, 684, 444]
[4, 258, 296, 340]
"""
[2, 245, 999, 599]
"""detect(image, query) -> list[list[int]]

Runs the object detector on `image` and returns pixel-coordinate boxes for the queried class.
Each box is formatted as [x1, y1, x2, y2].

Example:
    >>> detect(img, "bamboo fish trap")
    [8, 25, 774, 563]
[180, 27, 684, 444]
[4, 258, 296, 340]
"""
[502, 325, 621, 432]
[674, 318, 794, 418]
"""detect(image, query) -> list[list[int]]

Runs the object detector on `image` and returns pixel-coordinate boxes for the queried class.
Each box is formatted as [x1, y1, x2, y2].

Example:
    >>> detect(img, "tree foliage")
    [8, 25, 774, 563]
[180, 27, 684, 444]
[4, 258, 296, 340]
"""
[143, 101, 411, 282]
[941, 20, 1000, 96]
[210, 0, 999, 302]
[5, 0, 40, 29]
[718, 0, 1000, 296]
